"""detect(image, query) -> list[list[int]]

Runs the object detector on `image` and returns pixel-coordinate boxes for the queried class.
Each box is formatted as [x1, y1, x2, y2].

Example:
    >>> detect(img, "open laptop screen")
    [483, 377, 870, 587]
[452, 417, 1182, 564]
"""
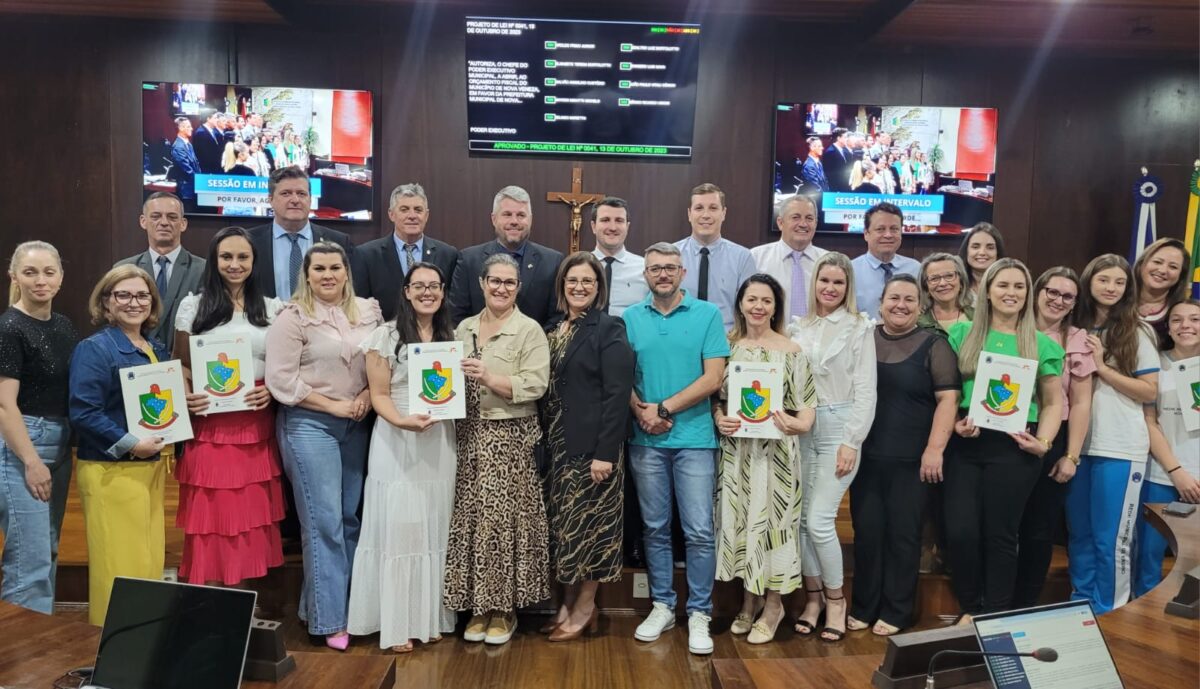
[973, 600, 1124, 689]
[92, 577, 256, 689]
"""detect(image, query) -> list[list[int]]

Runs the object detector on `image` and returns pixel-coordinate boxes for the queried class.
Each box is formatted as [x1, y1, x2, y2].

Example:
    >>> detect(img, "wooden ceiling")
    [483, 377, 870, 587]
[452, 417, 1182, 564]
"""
[1, 0, 1195, 52]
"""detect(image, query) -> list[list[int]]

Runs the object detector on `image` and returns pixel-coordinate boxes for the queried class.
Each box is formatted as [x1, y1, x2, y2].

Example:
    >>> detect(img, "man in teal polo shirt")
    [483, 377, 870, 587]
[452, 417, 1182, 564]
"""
[623, 241, 728, 655]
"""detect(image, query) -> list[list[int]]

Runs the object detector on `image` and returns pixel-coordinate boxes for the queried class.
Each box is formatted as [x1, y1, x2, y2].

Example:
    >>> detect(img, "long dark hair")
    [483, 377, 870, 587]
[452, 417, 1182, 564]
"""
[728, 273, 787, 341]
[192, 226, 269, 334]
[1074, 254, 1146, 376]
[393, 262, 453, 358]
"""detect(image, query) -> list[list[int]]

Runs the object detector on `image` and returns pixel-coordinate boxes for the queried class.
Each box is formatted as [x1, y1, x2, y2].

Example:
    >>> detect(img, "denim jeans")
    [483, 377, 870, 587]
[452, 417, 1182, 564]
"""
[0, 415, 72, 613]
[629, 445, 716, 615]
[277, 406, 369, 635]
[798, 402, 858, 589]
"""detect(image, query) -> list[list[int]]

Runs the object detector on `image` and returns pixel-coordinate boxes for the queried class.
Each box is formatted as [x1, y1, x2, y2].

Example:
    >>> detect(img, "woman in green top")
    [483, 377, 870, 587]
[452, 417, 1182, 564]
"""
[944, 258, 1064, 622]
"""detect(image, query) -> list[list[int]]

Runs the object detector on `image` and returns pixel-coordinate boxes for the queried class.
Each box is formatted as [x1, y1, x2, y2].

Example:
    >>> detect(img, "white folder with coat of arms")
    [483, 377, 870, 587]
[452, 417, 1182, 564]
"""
[189, 332, 256, 414]
[726, 362, 785, 440]
[967, 351, 1038, 434]
[407, 341, 466, 420]
[119, 360, 194, 444]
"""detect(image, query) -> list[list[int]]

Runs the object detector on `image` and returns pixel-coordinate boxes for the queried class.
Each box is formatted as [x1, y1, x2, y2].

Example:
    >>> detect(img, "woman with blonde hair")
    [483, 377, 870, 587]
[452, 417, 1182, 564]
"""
[265, 241, 382, 649]
[944, 258, 1063, 621]
[789, 251, 876, 642]
[69, 264, 201, 625]
[0, 241, 78, 613]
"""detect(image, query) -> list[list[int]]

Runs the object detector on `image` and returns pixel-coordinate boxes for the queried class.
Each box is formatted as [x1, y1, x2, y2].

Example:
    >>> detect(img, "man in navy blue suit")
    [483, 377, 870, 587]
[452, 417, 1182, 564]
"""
[821, 127, 854, 193]
[192, 111, 226, 174]
[799, 135, 829, 192]
[167, 116, 200, 208]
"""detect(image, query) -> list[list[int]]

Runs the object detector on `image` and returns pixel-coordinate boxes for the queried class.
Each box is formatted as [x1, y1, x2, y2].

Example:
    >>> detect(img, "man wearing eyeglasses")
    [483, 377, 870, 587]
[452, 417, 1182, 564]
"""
[114, 192, 205, 355]
[354, 183, 459, 321]
[623, 241, 728, 655]
[448, 185, 564, 326]
[850, 202, 920, 319]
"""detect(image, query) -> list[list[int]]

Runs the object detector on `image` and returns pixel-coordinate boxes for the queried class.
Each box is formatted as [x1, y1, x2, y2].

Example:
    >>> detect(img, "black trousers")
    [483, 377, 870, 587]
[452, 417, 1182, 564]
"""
[849, 457, 927, 628]
[1011, 427, 1069, 608]
[944, 430, 1042, 615]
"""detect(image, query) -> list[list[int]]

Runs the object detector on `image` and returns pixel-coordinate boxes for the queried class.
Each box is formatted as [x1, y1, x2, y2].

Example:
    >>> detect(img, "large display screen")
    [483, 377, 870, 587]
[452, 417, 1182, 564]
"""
[142, 82, 374, 221]
[773, 103, 998, 234]
[465, 16, 700, 158]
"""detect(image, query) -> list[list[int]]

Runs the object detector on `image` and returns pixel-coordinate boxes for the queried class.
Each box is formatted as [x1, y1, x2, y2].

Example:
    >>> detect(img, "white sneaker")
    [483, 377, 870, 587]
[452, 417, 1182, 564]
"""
[634, 602, 676, 642]
[688, 612, 713, 655]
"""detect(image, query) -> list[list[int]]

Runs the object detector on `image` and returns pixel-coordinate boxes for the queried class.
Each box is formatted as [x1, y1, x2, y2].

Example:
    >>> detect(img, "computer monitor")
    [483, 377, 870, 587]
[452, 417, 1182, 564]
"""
[973, 599, 1124, 689]
[91, 577, 256, 689]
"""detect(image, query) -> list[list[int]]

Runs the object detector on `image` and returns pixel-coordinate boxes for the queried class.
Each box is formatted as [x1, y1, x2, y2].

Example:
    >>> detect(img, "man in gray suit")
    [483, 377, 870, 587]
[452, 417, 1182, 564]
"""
[114, 191, 205, 355]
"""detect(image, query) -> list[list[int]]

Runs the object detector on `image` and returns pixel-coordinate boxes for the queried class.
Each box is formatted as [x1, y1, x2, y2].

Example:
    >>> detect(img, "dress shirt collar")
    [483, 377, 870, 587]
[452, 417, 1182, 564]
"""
[680, 236, 724, 256]
[863, 251, 897, 270]
[273, 221, 313, 242]
[778, 239, 816, 260]
[393, 233, 424, 259]
[148, 244, 183, 264]
[813, 306, 848, 323]
[593, 246, 630, 263]
[495, 240, 526, 260]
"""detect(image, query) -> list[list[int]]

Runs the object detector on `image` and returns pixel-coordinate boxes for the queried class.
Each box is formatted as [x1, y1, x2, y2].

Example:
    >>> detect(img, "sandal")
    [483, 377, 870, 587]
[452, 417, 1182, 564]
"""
[872, 620, 901, 636]
[846, 615, 870, 632]
[390, 641, 414, 653]
[820, 591, 847, 643]
[793, 587, 825, 636]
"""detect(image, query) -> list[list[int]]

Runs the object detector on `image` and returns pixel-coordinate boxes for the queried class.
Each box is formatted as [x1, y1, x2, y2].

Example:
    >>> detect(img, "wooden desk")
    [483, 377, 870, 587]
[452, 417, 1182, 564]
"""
[713, 504, 1200, 689]
[0, 602, 395, 689]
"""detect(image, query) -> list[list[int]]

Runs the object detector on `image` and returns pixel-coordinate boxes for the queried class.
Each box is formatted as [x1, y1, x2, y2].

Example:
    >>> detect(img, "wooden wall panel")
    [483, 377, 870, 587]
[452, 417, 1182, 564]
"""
[0, 12, 1195, 329]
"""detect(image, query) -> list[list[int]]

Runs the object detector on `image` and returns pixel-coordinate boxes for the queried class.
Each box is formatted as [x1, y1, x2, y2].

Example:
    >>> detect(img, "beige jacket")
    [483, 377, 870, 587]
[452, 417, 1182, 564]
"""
[455, 307, 549, 419]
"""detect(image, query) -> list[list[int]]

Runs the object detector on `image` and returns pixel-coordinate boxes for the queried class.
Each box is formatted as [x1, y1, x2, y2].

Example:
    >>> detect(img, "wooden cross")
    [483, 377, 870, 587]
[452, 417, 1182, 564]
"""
[546, 163, 605, 253]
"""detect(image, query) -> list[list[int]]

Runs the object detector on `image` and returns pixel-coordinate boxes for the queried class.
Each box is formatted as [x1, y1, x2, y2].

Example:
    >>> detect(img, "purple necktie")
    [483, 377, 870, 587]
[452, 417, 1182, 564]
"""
[791, 250, 808, 318]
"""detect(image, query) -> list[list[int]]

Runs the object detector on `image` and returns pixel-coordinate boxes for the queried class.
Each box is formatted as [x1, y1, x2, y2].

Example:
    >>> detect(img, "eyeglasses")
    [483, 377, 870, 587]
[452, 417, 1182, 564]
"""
[565, 277, 597, 288]
[485, 276, 520, 291]
[1043, 287, 1076, 305]
[926, 272, 958, 285]
[109, 290, 153, 305]
[645, 264, 681, 277]
[407, 282, 443, 294]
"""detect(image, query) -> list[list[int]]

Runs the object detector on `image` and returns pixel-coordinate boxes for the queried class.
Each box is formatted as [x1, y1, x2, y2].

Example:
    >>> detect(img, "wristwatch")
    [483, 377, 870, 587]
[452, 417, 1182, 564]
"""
[657, 403, 674, 422]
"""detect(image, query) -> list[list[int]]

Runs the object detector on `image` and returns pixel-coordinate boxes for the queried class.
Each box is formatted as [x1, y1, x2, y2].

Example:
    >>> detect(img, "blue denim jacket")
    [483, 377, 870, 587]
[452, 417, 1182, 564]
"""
[68, 326, 168, 461]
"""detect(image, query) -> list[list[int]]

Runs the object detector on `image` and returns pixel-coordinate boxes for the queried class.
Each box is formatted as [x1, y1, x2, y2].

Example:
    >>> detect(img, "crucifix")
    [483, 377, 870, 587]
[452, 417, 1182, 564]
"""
[546, 163, 605, 253]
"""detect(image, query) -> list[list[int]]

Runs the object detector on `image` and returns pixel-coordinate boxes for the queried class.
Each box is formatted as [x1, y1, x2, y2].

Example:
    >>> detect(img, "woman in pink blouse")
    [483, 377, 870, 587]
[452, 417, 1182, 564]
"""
[1012, 266, 1095, 607]
[265, 242, 382, 651]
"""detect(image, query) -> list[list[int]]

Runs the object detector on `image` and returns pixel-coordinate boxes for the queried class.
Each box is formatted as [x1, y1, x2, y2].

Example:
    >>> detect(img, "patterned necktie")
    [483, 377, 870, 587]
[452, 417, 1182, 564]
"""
[155, 255, 170, 297]
[791, 251, 807, 318]
[405, 244, 416, 272]
[698, 247, 710, 301]
[881, 261, 895, 283]
[285, 233, 302, 298]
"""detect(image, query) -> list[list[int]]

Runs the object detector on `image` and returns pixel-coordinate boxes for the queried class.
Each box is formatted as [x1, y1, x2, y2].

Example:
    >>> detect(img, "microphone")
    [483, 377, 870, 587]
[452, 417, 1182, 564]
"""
[925, 647, 1057, 688]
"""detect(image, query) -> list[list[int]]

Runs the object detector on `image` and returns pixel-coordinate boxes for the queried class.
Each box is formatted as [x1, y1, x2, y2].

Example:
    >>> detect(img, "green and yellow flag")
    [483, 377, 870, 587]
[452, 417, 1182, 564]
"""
[1187, 164, 1200, 299]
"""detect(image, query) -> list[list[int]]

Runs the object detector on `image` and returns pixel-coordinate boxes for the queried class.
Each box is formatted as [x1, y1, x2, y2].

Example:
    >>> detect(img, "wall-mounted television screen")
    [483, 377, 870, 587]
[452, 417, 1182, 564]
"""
[142, 82, 374, 221]
[773, 103, 998, 234]
[465, 16, 700, 158]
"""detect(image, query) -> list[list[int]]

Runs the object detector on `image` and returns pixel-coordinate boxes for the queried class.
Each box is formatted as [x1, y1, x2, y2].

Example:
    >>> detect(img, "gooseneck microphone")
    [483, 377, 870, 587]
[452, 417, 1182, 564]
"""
[925, 647, 1058, 688]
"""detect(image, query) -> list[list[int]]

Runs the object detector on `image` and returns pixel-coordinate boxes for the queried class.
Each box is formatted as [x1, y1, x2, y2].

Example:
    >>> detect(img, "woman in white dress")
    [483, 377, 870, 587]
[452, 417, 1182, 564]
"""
[347, 262, 457, 652]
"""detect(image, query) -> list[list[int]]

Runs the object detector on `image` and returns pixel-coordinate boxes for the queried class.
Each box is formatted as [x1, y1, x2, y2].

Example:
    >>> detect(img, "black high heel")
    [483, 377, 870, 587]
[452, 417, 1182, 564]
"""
[793, 587, 825, 636]
[820, 591, 847, 643]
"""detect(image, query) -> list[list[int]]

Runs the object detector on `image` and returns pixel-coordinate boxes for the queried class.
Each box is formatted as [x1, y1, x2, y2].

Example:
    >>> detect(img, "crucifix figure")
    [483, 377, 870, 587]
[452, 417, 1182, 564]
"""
[546, 163, 605, 253]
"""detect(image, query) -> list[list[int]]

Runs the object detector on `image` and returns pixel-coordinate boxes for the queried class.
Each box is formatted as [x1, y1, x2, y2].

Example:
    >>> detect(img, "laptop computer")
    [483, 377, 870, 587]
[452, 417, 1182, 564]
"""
[972, 599, 1124, 689]
[86, 577, 257, 689]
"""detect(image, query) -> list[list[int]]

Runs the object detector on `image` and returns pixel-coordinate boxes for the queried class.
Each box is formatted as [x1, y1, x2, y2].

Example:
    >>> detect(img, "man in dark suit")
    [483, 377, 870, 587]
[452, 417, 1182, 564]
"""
[114, 192, 205, 355]
[192, 111, 226, 174]
[167, 116, 200, 209]
[247, 167, 355, 300]
[354, 183, 458, 321]
[448, 185, 563, 326]
[821, 127, 854, 193]
[799, 135, 829, 192]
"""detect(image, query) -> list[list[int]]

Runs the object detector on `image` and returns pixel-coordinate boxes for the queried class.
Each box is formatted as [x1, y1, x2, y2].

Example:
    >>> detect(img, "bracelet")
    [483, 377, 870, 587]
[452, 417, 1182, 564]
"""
[1038, 436, 1053, 450]
[1168, 466, 1183, 475]
[1064, 453, 1080, 466]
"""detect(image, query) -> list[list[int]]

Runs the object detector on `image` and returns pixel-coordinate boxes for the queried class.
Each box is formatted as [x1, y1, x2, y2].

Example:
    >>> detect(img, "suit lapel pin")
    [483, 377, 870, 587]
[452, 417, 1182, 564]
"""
[527, 263, 533, 269]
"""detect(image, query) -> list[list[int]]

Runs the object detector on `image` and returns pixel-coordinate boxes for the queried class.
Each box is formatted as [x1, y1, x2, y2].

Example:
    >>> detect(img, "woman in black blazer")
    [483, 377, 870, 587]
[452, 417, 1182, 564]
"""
[539, 252, 635, 641]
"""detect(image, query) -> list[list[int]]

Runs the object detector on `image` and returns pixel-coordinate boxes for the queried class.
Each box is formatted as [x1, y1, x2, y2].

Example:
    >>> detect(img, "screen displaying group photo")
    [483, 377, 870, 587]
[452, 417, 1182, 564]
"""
[773, 102, 998, 234]
[142, 82, 375, 221]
